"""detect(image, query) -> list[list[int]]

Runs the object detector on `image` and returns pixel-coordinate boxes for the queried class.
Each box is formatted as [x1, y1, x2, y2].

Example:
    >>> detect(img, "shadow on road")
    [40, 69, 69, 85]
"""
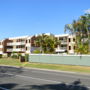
[26, 80, 89, 90]
[0, 83, 18, 90]
[0, 66, 89, 90]
[0, 80, 88, 90]
[0, 66, 23, 74]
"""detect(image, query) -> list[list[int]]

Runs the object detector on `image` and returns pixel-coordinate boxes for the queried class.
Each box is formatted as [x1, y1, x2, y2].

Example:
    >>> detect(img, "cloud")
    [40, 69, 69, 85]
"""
[84, 9, 90, 14]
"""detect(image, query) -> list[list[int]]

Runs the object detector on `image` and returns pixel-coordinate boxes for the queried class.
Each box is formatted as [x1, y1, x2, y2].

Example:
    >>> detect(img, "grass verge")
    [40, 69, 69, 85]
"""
[0, 57, 90, 74]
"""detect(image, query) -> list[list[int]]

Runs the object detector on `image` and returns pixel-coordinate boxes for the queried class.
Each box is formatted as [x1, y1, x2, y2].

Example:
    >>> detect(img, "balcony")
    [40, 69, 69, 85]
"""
[7, 48, 25, 52]
[7, 42, 25, 46]
[61, 41, 67, 44]
[0, 51, 3, 54]
[55, 46, 67, 53]
[7, 49, 13, 52]
[0, 45, 3, 48]
[13, 48, 25, 52]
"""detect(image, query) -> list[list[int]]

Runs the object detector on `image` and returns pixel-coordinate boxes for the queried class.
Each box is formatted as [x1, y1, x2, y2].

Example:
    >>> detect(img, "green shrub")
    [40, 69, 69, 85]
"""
[33, 50, 41, 54]
[25, 54, 29, 62]
[0, 54, 2, 58]
[17, 53, 22, 59]
[11, 55, 18, 59]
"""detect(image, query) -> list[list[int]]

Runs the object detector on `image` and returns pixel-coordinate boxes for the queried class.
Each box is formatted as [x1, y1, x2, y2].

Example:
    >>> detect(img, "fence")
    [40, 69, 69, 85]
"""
[29, 54, 90, 66]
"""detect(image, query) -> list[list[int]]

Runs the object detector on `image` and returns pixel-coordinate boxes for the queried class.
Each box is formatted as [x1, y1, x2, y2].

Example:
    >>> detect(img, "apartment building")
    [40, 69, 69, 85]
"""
[55, 34, 76, 54]
[0, 35, 36, 56]
[67, 35, 76, 54]
[0, 39, 9, 55]
[6, 36, 28, 56]
[0, 40, 4, 54]
[0, 33, 76, 55]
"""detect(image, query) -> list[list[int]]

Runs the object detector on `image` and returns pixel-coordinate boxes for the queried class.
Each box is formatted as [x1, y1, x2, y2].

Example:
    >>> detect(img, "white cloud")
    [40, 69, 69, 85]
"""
[84, 9, 90, 14]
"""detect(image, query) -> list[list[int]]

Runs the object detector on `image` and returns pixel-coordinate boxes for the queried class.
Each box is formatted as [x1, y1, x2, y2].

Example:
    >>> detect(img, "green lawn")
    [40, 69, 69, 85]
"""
[0, 57, 90, 74]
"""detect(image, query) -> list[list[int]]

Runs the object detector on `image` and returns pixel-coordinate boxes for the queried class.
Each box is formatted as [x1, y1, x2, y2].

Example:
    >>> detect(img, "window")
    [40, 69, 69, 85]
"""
[59, 38, 63, 40]
[17, 39, 18, 42]
[74, 46, 75, 50]
[26, 47, 27, 50]
[73, 38, 75, 42]
[21, 45, 25, 48]
[29, 39, 31, 43]
[26, 40, 27, 43]
[68, 38, 71, 42]
[16, 46, 18, 48]
[69, 46, 71, 50]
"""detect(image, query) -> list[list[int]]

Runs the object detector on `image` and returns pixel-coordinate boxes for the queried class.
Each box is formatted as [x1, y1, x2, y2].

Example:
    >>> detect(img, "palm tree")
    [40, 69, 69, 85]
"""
[64, 24, 75, 34]
[79, 14, 90, 52]
[65, 13, 90, 54]
[34, 34, 61, 54]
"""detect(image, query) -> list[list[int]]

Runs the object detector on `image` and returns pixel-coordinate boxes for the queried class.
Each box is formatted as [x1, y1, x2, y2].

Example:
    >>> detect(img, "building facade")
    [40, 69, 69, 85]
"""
[55, 34, 76, 54]
[0, 33, 76, 55]
[0, 40, 4, 54]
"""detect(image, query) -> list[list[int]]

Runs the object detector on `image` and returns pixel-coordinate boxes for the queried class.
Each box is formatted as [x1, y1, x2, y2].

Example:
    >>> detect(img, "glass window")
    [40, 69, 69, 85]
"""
[68, 38, 71, 42]
[73, 38, 75, 42]
[69, 46, 71, 50]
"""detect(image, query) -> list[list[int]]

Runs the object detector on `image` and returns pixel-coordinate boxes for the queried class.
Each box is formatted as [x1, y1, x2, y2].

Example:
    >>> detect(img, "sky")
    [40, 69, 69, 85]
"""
[0, 0, 90, 39]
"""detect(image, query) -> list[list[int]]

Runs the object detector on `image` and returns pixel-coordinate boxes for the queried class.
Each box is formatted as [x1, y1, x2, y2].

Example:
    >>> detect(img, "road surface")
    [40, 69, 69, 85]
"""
[0, 66, 90, 90]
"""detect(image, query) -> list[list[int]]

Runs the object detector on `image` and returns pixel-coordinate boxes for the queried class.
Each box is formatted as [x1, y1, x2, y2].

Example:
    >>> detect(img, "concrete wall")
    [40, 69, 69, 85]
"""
[29, 54, 90, 66]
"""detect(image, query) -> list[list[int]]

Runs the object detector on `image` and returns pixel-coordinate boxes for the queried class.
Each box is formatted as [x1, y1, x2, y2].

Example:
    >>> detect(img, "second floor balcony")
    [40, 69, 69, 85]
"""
[61, 41, 67, 45]
[7, 42, 25, 46]
[7, 48, 25, 52]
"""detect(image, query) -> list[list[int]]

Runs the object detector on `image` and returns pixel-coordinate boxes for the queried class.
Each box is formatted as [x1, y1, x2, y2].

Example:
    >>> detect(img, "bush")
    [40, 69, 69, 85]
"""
[33, 50, 41, 54]
[0, 54, 2, 58]
[25, 54, 29, 62]
[17, 53, 22, 59]
[11, 55, 18, 59]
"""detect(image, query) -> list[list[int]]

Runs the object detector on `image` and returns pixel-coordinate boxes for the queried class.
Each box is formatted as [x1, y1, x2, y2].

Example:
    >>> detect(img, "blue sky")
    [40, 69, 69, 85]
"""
[0, 0, 90, 39]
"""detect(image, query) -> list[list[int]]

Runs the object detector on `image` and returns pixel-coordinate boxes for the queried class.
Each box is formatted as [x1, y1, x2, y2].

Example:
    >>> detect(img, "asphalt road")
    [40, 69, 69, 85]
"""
[0, 66, 90, 90]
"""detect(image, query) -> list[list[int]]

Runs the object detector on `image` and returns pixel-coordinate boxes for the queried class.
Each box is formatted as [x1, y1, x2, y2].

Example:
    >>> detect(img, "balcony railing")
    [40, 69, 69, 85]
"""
[13, 48, 25, 52]
[7, 49, 13, 52]
[55, 47, 67, 50]
[7, 42, 25, 46]
[0, 45, 3, 48]
[61, 41, 67, 44]
[7, 48, 25, 52]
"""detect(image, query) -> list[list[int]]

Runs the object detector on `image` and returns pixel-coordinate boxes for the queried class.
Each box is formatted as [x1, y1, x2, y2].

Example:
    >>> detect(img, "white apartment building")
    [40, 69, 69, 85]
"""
[55, 34, 76, 54]
[67, 34, 76, 54]
[6, 36, 28, 54]
[0, 33, 76, 55]
[0, 40, 4, 54]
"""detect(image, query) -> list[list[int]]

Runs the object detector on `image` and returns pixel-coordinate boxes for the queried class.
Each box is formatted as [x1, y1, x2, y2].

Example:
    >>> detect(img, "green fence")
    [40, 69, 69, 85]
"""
[29, 54, 90, 66]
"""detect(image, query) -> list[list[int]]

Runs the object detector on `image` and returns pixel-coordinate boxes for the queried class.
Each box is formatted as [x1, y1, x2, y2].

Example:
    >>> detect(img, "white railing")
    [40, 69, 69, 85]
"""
[7, 48, 25, 52]
[7, 42, 25, 46]
[0, 45, 3, 48]
[0, 51, 3, 54]
[13, 48, 25, 52]
[61, 41, 67, 44]
[7, 49, 13, 52]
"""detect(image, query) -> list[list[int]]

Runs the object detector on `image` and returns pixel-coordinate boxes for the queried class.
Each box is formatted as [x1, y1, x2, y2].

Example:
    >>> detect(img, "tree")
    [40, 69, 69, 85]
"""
[78, 14, 90, 52]
[64, 24, 75, 34]
[34, 34, 60, 54]
[64, 14, 90, 54]
[34, 34, 46, 53]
